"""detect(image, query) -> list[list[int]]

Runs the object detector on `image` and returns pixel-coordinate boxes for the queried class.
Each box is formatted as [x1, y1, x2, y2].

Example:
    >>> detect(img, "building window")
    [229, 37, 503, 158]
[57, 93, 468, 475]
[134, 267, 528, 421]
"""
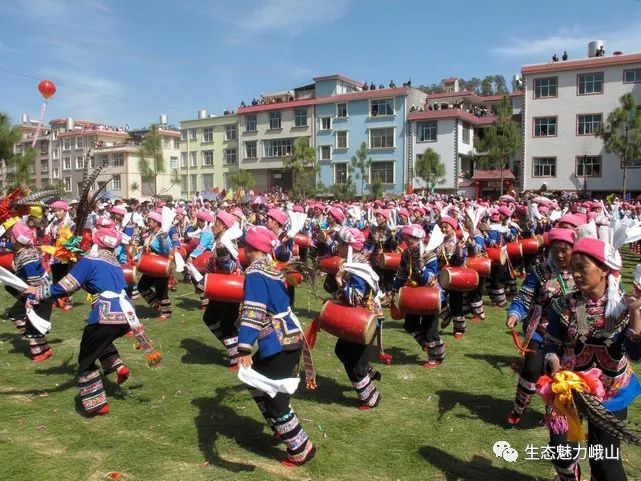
[294, 109, 308, 127]
[174, 140, 180, 149]
[40, 141, 48, 155]
[319, 145, 331, 160]
[370, 98, 394, 117]
[203, 127, 214, 143]
[53, 167, 60, 178]
[462, 121, 471, 144]
[170, 156, 178, 169]
[181, 130, 187, 140]
[63, 157, 72, 170]
[191, 174, 198, 191]
[320, 117, 331, 130]
[225, 125, 237, 140]
[63, 177, 72, 191]
[624, 68, 641, 83]
[245, 114, 257, 132]
[40, 160, 48, 173]
[578, 72, 604, 95]
[53, 149, 59, 159]
[202, 173, 214, 191]
[113, 153, 124, 166]
[336, 103, 348, 118]
[245, 141, 257, 159]
[268, 112, 282, 130]
[370, 161, 394, 184]
[369, 127, 395, 149]
[336, 131, 348, 149]
[76, 137, 84, 148]
[180, 152, 187, 168]
[264, 138, 293, 157]
[112, 174, 121, 191]
[190, 129, 197, 140]
[334, 163, 348, 183]
[417, 121, 437, 142]
[63, 138, 72, 150]
[532, 157, 556, 177]
[101, 155, 110, 167]
[224, 149, 237, 164]
[181, 175, 188, 193]
[190, 151, 197, 167]
[577, 114, 602, 135]
[533, 117, 557, 137]
[533, 77, 558, 98]
[75, 156, 84, 169]
[576, 155, 601, 177]
[202, 150, 214, 166]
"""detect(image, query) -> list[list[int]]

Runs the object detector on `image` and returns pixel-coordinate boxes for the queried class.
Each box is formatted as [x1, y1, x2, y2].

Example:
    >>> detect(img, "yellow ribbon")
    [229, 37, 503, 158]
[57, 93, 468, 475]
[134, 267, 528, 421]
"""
[550, 370, 590, 442]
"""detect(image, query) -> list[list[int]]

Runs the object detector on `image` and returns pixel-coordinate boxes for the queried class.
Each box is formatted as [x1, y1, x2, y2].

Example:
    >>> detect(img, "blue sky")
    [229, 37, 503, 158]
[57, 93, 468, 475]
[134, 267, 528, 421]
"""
[1, 0, 640, 128]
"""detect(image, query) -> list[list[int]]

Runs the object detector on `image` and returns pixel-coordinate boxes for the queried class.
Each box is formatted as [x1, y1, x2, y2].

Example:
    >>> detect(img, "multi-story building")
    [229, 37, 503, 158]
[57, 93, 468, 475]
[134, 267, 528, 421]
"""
[316, 75, 426, 195]
[521, 45, 641, 194]
[236, 86, 316, 193]
[10, 117, 52, 191]
[179, 112, 238, 197]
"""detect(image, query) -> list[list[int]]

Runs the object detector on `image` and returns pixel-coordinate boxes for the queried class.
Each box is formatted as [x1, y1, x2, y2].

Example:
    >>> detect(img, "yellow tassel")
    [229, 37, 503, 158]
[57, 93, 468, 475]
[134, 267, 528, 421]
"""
[550, 371, 591, 442]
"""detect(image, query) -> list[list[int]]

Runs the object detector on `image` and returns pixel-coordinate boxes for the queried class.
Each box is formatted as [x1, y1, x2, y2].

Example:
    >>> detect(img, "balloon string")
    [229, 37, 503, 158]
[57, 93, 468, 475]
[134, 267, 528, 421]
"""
[31, 101, 48, 148]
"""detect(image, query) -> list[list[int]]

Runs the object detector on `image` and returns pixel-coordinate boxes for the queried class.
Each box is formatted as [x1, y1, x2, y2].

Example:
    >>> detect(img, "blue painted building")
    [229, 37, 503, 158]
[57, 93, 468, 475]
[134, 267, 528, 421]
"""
[314, 75, 426, 195]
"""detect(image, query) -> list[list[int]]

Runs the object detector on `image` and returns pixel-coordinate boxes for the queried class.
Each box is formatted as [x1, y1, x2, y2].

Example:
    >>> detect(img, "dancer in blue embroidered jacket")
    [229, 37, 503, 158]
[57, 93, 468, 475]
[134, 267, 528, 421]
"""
[137, 212, 173, 319]
[505, 228, 575, 426]
[198, 210, 242, 369]
[26, 227, 139, 417]
[439, 216, 468, 338]
[236, 226, 316, 468]
[6, 222, 53, 362]
[392, 224, 443, 367]
[462, 213, 487, 321]
[542, 236, 641, 481]
[486, 207, 510, 307]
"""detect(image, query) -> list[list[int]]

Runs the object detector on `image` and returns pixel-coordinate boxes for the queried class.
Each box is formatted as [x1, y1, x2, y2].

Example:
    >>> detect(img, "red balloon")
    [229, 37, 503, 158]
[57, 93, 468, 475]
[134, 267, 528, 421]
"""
[37, 80, 56, 99]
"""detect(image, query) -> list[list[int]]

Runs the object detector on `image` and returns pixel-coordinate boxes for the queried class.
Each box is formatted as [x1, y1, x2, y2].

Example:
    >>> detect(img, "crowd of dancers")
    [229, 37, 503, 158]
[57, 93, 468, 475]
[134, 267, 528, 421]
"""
[2, 186, 641, 479]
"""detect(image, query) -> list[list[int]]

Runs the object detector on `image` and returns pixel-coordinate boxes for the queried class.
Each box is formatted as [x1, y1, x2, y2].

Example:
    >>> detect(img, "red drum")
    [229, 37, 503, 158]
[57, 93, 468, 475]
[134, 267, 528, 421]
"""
[294, 233, 312, 247]
[319, 300, 377, 345]
[439, 267, 479, 292]
[379, 251, 401, 270]
[176, 246, 188, 259]
[276, 262, 304, 287]
[398, 286, 441, 315]
[122, 264, 137, 286]
[520, 237, 543, 255]
[203, 273, 244, 303]
[181, 241, 193, 257]
[506, 242, 523, 259]
[486, 247, 506, 266]
[0, 252, 14, 271]
[319, 256, 342, 275]
[238, 247, 249, 268]
[188, 237, 200, 250]
[292, 243, 300, 257]
[138, 253, 173, 278]
[192, 251, 211, 274]
[465, 256, 492, 277]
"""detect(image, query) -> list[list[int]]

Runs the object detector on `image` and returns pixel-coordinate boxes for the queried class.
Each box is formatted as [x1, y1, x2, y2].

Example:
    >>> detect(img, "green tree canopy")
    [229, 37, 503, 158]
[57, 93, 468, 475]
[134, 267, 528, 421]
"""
[350, 142, 372, 196]
[597, 93, 641, 198]
[283, 137, 318, 200]
[229, 169, 255, 190]
[415, 148, 446, 194]
[138, 124, 165, 196]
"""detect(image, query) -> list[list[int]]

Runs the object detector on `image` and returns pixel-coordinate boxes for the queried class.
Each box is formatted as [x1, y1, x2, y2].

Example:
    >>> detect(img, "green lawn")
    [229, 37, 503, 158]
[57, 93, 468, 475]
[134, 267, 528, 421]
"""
[1, 253, 641, 481]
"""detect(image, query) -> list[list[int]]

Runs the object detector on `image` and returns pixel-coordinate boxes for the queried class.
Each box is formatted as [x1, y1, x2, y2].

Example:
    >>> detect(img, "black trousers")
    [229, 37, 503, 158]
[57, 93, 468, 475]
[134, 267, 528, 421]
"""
[404, 314, 439, 344]
[251, 348, 302, 417]
[203, 301, 239, 340]
[78, 323, 129, 374]
[334, 338, 374, 383]
[51, 263, 70, 283]
[138, 274, 169, 301]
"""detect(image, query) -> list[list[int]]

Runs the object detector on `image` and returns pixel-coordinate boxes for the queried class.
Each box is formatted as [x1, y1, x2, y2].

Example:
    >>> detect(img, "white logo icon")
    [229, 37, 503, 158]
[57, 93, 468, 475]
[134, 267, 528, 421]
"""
[493, 441, 519, 462]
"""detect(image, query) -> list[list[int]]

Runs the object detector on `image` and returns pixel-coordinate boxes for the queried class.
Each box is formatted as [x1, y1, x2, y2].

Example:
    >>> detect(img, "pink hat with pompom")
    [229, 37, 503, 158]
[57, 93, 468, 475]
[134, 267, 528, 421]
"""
[216, 210, 236, 229]
[245, 226, 277, 253]
[401, 224, 425, 239]
[267, 208, 287, 226]
[337, 227, 365, 251]
[92, 227, 121, 249]
[12, 222, 35, 246]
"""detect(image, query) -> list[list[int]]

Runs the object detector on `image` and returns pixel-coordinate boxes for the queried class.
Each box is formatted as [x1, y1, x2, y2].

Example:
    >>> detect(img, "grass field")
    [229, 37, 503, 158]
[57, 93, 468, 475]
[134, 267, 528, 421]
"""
[2, 253, 641, 481]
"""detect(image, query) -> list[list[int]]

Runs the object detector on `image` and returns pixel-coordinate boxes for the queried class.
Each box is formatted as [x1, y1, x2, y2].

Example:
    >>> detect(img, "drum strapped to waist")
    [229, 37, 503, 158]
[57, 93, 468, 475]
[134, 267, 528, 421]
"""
[294, 233, 312, 247]
[238, 247, 249, 268]
[203, 273, 244, 303]
[276, 262, 304, 287]
[122, 264, 138, 286]
[378, 251, 401, 271]
[520, 237, 543, 255]
[0, 252, 14, 272]
[398, 286, 441, 315]
[192, 251, 211, 274]
[319, 256, 342, 275]
[439, 266, 479, 292]
[318, 299, 377, 345]
[506, 242, 523, 259]
[486, 247, 506, 266]
[137, 253, 174, 278]
[465, 256, 492, 277]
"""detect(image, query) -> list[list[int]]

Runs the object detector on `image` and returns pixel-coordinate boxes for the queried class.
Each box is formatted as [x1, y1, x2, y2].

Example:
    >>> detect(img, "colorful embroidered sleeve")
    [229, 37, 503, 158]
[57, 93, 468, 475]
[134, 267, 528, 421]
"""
[168, 225, 181, 248]
[238, 272, 270, 354]
[37, 257, 90, 300]
[468, 234, 485, 256]
[342, 274, 368, 307]
[190, 230, 213, 258]
[150, 234, 172, 256]
[543, 298, 566, 374]
[507, 268, 540, 321]
[420, 254, 439, 286]
[114, 245, 128, 264]
[393, 249, 411, 292]
[486, 230, 502, 247]
[214, 244, 237, 273]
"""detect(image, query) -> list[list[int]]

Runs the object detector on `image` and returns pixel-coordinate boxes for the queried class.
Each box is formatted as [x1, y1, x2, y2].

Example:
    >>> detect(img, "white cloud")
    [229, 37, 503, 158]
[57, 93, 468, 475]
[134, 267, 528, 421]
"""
[493, 23, 641, 59]
[218, 0, 351, 41]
